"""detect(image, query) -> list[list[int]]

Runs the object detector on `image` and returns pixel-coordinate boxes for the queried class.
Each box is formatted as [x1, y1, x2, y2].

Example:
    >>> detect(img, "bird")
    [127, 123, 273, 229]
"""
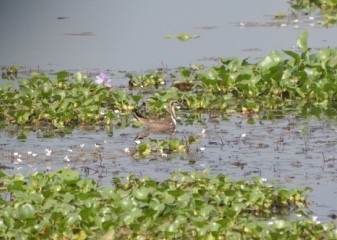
[134, 100, 177, 132]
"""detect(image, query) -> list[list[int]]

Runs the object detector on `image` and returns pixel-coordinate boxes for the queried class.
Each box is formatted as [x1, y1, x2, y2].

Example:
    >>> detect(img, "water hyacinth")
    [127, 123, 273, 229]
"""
[95, 72, 112, 87]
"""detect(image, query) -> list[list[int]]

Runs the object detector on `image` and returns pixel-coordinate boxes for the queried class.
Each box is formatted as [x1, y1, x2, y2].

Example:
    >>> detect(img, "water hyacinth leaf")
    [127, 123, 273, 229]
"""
[136, 142, 151, 155]
[133, 187, 150, 200]
[296, 30, 308, 51]
[56, 71, 69, 81]
[17, 203, 36, 219]
[57, 168, 81, 182]
[258, 50, 283, 71]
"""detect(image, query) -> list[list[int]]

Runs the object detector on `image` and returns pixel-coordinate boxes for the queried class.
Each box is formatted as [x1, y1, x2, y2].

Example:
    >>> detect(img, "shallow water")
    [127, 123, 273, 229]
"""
[1, 0, 337, 224]
[1, 113, 337, 222]
[1, 0, 336, 73]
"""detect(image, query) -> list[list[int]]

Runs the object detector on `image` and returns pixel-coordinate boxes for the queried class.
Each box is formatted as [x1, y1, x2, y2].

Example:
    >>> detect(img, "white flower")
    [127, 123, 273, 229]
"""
[200, 147, 205, 151]
[80, 143, 85, 148]
[64, 156, 70, 162]
[124, 147, 130, 153]
[27, 151, 32, 155]
[45, 148, 52, 156]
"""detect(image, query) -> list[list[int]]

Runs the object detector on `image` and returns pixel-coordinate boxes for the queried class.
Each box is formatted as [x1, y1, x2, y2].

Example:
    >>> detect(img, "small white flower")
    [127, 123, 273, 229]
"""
[32, 153, 37, 157]
[45, 148, 52, 156]
[13, 152, 19, 156]
[64, 156, 70, 162]
[27, 151, 32, 155]
[293, 19, 299, 23]
[80, 143, 85, 148]
[135, 140, 141, 145]
[296, 214, 302, 218]
[114, 109, 120, 113]
[309, 16, 315, 20]
[281, 23, 287, 27]
[261, 178, 267, 182]
[200, 147, 205, 151]
[67, 149, 73, 152]
[124, 147, 130, 153]
[201, 129, 206, 134]
[312, 216, 318, 222]
[241, 133, 246, 138]
[16, 158, 22, 163]
[268, 221, 274, 225]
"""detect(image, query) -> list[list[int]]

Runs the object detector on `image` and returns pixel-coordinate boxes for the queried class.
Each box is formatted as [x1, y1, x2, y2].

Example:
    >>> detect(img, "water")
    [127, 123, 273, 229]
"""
[1, 0, 335, 72]
[1, 0, 337, 223]
[1, 114, 337, 222]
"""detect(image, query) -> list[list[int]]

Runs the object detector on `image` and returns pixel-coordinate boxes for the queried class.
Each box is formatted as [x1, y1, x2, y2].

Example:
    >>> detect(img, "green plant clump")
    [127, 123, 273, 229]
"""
[290, 0, 337, 24]
[0, 169, 336, 239]
[147, 31, 337, 119]
[0, 71, 137, 130]
[2, 32, 337, 132]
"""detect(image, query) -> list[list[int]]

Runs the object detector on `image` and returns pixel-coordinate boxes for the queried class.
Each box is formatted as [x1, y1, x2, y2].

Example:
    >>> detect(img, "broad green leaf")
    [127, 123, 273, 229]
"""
[296, 31, 308, 51]
[18, 203, 35, 219]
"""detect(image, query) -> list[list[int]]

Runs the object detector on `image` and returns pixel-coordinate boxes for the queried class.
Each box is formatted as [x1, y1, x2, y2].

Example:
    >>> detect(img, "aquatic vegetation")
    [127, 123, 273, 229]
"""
[0, 71, 137, 132]
[95, 72, 112, 87]
[127, 71, 165, 88]
[1, 66, 19, 80]
[165, 31, 337, 118]
[1, 32, 337, 134]
[165, 33, 200, 42]
[290, 0, 337, 10]
[0, 169, 335, 239]
[289, 0, 337, 25]
[132, 137, 196, 159]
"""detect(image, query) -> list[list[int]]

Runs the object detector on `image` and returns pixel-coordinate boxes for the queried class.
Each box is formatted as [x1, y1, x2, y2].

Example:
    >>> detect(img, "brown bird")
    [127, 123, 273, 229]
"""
[134, 100, 177, 131]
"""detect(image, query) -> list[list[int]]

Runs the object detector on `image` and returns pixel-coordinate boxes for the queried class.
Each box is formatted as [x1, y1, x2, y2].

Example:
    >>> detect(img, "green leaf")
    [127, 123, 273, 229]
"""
[18, 203, 35, 219]
[296, 31, 308, 51]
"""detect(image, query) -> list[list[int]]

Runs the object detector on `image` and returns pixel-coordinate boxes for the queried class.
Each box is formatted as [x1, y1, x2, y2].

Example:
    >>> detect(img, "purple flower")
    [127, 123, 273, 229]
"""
[95, 72, 112, 87]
